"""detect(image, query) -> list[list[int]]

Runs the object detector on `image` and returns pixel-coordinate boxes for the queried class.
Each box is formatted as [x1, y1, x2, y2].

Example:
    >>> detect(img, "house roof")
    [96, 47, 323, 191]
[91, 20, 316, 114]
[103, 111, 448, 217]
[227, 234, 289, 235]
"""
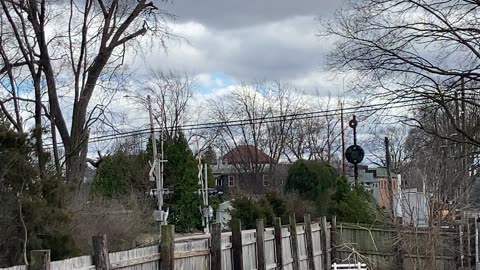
[222, 145, 273, 164]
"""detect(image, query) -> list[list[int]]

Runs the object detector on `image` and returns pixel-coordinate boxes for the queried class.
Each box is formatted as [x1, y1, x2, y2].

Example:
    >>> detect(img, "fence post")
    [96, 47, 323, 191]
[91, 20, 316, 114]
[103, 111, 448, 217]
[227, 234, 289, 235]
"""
[30, 250, 50, 270]
[460, 224, 465, 269]
[210, 223, 222, 270]
[160, 225, 175, 270]
[231, 218, 244, 270]
[331, 216, 337, 263]
[256, 219, 266, 270]
[470, 218, 476, 269]
[320, 216, 331, 270]
[274, 217, 284, 269]
[304, 214, 316, 270]
[289, 214, 299, 270]
[92, 234, 110, 270]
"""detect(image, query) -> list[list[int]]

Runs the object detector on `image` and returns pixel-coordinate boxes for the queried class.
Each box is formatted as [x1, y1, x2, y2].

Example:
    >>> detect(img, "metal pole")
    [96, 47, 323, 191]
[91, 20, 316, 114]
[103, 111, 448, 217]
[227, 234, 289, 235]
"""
[385, 137, 395, 219]
[204, 164, 209, 233]
[352, 115, 358, 185]
[341, 102, 346, 176]
[148, 95, 164, 226]
[198, 154, 205, 229]
[160, 108, 165, 225]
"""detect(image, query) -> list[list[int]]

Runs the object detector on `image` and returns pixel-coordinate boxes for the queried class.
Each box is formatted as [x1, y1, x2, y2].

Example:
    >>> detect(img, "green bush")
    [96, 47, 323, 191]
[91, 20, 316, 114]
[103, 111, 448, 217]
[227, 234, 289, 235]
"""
[91, 151, 149, 198]
[286, 159, 378, 224]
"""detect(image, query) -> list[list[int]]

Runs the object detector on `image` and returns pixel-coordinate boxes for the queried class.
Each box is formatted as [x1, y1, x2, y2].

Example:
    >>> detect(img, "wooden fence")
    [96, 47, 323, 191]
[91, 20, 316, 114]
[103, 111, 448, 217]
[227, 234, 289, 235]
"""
[333, 222, 459, 270]
[1, 214, 331, 270]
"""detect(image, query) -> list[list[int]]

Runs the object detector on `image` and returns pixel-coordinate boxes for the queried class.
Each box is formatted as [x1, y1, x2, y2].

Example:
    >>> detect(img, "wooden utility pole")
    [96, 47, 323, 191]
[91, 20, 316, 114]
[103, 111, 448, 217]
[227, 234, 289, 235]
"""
[340, 102, 346, 176]
[385, 137, 395, 219]
[148, 95, 167, 226]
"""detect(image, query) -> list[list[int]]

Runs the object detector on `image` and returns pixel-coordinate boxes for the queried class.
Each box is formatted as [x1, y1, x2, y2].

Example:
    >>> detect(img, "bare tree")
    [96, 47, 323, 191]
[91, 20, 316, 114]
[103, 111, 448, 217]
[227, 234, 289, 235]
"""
[141, 70, 196, 139]
[0, 0, 175, 183]
[210, 81, 302, 183]
[283, 96, 342, 164]
[324, 0, 480, 149]
[366, 125, 409, 173]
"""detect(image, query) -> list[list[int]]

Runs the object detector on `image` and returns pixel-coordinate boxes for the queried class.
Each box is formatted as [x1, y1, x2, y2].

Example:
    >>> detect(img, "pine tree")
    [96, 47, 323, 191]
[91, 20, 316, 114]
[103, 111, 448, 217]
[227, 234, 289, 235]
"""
[162, 132, 202, 232]
[0, 118, 77, 266]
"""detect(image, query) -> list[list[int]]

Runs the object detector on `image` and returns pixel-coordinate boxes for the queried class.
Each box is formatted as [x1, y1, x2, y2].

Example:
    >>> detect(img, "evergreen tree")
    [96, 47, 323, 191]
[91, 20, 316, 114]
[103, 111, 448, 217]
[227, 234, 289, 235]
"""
[162, 133, 202, 232]
[285, 160, 337, 215]
[285, 159, 377, 223]
[0, 119, 77, 266]
[92, 151, 150, 198]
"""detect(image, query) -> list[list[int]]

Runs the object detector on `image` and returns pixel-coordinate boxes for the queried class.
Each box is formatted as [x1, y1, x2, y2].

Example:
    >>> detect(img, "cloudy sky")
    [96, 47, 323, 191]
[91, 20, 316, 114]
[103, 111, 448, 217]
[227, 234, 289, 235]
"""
[128, 0, 345, 95]
[89, 0, 360, 153]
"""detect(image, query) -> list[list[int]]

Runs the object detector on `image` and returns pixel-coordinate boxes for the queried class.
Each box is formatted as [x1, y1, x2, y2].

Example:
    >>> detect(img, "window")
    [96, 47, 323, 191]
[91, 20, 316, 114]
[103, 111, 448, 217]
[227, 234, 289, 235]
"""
[263, 175, 269, 187]
[228, 175, 235, 187]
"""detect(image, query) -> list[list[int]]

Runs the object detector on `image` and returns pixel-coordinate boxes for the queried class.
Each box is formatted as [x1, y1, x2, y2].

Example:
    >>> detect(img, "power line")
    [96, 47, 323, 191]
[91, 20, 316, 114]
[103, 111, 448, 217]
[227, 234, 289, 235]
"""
[44, 97, 430, 148]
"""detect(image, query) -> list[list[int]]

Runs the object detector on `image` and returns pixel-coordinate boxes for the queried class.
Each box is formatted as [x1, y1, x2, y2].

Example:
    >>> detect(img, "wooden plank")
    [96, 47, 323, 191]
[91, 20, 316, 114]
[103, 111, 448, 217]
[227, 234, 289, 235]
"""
[160, 225, 175, 270]
[210, 223, 222, 270]
[257, 219, 266, 270]
[30, 250, 50, 270]
[231, 219, 244, 270]
[331, 216, 337, 263]
[304, 215, 316, 270]
[458, 224, 464, 269]
[320, 217, 329, 270]
[92, 235, 110, 270]
[174, 250, 210, 259]
[175, 234, 211, 242]
[110, 254, 160, 268]
[289, 214, 300, 270]
[274, 217, 284, 269]
[468, 218, 474, 269]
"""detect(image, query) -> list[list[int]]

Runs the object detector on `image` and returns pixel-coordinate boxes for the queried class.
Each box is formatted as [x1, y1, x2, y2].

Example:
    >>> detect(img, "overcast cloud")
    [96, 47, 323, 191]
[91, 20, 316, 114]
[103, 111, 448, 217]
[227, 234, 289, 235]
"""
[128, 0, 345, 95]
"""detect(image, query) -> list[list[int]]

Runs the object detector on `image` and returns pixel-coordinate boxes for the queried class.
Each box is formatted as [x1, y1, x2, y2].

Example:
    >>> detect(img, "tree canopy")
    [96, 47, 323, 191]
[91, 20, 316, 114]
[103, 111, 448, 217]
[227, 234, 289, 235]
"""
[285, 160, 377, 223]
[0, 119, 77, 266]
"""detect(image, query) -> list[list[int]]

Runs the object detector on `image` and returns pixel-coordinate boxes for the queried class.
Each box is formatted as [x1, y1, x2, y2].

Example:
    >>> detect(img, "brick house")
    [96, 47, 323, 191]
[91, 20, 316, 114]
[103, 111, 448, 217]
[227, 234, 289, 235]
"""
[213, 145, 289, 195]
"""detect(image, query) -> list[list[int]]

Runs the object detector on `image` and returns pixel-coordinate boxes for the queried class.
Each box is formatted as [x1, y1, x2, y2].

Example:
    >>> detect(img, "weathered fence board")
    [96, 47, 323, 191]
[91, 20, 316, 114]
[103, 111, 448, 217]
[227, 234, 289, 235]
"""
[51, 256, 94, 270]
[335, 223, 457, 270]
[1, 266, 28, 270]
[174, 238, 209, 270]
[221, 232, 233, 270]
[2, 219, 330, 270]
[110, 245, 159, 270]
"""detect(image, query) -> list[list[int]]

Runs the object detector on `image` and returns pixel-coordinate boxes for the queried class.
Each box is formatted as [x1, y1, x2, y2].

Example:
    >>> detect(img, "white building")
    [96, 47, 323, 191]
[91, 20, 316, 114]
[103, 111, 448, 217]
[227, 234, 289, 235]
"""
[215, 200, 233, 230]
[393, 176, 430, 227]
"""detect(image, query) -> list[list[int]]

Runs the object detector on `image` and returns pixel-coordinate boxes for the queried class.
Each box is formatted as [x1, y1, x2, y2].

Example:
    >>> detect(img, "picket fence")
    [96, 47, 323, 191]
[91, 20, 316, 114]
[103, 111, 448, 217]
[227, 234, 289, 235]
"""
[1, 215, 332, 270]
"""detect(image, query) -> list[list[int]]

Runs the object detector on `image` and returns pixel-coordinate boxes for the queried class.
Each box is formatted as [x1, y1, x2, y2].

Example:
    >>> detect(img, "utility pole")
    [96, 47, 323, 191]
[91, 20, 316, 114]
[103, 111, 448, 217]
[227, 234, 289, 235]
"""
[340, 102, 346, 176]
[148, 95, 167, 227]
[197, 150, 211, 234]
[385, 137, 395, 219]
[461, 77, 469, 204]
[204, 163, 209, 233]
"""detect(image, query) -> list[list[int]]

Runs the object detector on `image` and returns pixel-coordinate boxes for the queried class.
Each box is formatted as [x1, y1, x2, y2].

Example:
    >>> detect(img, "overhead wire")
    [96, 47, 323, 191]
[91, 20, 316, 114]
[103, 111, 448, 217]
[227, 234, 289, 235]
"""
[44, 97, 431, 148]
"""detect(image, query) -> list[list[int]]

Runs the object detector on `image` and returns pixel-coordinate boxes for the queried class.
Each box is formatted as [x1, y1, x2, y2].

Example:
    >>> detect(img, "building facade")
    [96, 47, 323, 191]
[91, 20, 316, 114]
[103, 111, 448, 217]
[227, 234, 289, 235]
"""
[213, 145, 289, 195]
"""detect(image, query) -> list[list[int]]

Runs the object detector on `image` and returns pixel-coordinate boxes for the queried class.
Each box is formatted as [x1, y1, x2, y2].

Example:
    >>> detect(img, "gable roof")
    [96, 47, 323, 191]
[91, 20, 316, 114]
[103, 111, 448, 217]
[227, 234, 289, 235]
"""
[222, 145, 273, 164]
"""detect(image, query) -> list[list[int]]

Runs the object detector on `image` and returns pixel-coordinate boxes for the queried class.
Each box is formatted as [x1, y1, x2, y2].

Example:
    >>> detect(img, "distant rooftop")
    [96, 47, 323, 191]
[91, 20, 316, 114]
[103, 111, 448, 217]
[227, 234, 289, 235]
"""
[222, 145, 273, 164]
